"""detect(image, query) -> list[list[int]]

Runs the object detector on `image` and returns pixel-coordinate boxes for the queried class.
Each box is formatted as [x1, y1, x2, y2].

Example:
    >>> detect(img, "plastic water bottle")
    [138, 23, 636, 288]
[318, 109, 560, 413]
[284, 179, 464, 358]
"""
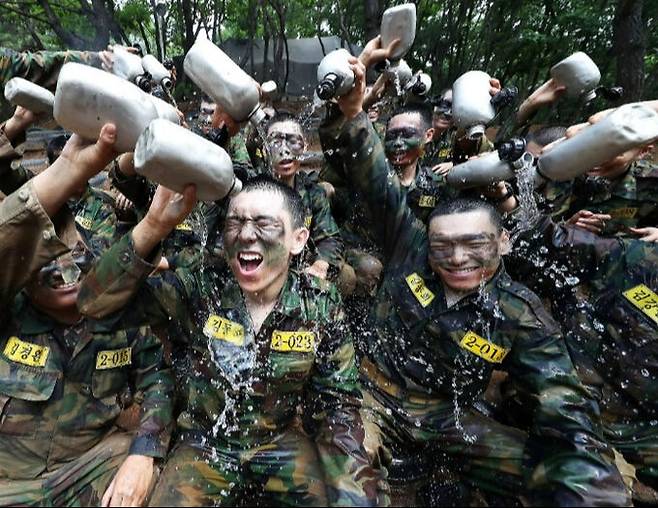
[184, 37, 266, 126]
[54, 63, 159, 153]
[537, 103, 658, 182]
[316, 49, 355, 100]
[4, 78, 55, 115]
[452, 71, 496, 140]
[550, 52, 601, 102]
[134, 119, 242, 202]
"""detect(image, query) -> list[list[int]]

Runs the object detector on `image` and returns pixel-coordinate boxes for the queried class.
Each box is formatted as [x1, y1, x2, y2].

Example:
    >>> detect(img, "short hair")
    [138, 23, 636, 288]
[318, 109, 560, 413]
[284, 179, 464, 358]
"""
[428, 198, 503, 232]
[47, 134, 69, 164]
[387, 105, 432, 131]
[526, 126, 566, 148]
[237, 174, 306, 229]
[265, 110, 301, 133]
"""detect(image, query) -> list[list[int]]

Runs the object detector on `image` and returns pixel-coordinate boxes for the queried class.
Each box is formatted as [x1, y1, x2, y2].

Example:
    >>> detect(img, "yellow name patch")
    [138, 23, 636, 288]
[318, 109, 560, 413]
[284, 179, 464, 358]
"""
[418, 195, 437, 208]
[96, 348, 132, 370]
[405, 273, 435, 307]
[3, 337, 49, 368]
[75, 215, 93, 230]
[609, 207, 638, 220]
[175, 221, 193, 232]
[271, 331, 316, 353]
[623, 284, 658, 325]
[203, 316, 245, 346]
[438, 148, 451, 158]
[459, 331, 509, 364]
[305, 216, 313, 228]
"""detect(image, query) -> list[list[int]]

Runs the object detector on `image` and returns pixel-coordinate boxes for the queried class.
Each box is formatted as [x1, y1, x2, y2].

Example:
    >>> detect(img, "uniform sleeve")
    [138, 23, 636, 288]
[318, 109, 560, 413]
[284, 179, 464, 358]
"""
[308, 184, 344, 269]
[128, 326, 175, 459]
[505, 311, 629, 506]
[0, 181, 69, 315]
[0, 47, 103, 88]
[307, 290, 382, 506]
[77, 231, 198, 329]
[319, 111, 423, 262]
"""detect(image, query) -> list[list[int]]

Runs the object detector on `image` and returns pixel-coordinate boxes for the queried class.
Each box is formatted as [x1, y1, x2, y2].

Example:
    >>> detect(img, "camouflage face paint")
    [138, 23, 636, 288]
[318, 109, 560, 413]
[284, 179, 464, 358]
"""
[428, 233, 500, 269]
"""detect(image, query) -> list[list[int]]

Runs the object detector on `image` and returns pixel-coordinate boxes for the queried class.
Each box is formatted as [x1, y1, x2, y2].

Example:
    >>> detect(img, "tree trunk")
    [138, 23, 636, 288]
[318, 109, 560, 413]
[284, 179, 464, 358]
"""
[363, 0, 382, 42]
[613, 0, 645, 102]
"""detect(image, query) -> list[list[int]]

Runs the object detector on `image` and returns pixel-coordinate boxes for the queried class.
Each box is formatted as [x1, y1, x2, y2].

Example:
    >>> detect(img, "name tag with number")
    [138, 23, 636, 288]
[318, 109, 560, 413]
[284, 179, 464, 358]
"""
[175, 221, 193, 232]
[438, 148, 451, 158]
[609, 207, 638, 220]
[96, 348, 132, 370]
[271, 331, 316, 353]
[3, 337, 50, 368]
[623, 284, 658, 325]
[75, 215, 93, 230]
[203, 316, 245, 346]
[405, 273, 435, 308]
[459, 331, 509, 364]
[305, 216, 313, 228]
[418, 195, 437, 208]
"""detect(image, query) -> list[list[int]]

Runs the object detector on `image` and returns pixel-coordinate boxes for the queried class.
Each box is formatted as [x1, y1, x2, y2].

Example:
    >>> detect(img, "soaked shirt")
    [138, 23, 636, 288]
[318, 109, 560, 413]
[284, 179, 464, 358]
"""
[320, 110, 628, 505]
[78, 234, 378, 505]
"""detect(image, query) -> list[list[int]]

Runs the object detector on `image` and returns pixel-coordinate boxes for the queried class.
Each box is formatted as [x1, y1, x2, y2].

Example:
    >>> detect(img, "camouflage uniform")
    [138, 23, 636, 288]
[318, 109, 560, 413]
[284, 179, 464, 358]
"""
[72, 186, 119, 257]
[0, 121, 32, 194]
[421, 129, 455, 168]
[561, 160, 658, 236]
[0, 295, 173, 506]
[78, 233, 383, 506]
[319, 110, 630, 506]
[0, 47, 102, 88]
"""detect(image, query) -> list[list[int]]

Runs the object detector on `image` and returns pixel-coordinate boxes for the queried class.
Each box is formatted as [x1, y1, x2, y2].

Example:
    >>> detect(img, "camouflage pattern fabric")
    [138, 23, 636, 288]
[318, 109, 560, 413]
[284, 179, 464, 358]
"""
[318, 109, 630, 506]
[78, 233, 382, 506]
[0, 47, 102, 89]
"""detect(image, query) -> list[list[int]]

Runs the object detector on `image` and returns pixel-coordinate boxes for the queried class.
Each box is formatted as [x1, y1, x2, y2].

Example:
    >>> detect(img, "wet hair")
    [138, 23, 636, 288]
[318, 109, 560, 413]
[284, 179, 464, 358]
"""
[200, 94, 214, 104]
[46, 134, 69, 164]
[428, 198, 503, 233]
[238, 174, 306, 229]
[526, 126, 566, 148]
[265, 110, 302, 134]
[387, 105, 432, 132]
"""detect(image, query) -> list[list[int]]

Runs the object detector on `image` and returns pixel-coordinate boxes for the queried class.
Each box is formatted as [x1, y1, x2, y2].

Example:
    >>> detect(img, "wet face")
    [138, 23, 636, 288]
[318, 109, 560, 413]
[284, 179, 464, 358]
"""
[224, 189, 308, 295]
[385, 113, 433, 167]
[199, 100, 216, 135]
[26, 242, 93, 316]
[428, 211, 509, 292]
[432, 90, 453, 134]
[587, 145, 646, 180]
[368, 104, 380, 122]
[267, 121, 306, 180]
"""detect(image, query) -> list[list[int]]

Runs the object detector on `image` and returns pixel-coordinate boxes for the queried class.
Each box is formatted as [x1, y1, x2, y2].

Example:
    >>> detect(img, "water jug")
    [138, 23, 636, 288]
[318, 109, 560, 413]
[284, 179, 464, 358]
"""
[550, 52, 601, 101]
[150, 95, 180, 124]
[112, 46, 150, 91]
[380, 4, 416, 62]
[142, 54, 173, 90]
[537, 103, 658, 182]
[316, 49, 355, 100]
[184, 37, 266, 126]
[4, 77, 55, 115]
[54, 63, 159, 153]
[452, 71, 496, 140]
[134, 119, 242, 202]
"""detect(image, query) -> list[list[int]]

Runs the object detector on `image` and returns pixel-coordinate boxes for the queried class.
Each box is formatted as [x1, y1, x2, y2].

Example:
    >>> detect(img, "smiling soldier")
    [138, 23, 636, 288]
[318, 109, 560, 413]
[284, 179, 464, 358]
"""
[317, 57, 630, 506]
[77, 175, 382, 507]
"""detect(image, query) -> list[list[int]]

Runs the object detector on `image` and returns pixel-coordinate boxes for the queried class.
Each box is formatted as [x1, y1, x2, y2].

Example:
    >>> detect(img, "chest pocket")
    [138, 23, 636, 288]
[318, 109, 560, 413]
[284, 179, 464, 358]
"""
[0, 354, 59, 437]
[267, 329, 317, 392]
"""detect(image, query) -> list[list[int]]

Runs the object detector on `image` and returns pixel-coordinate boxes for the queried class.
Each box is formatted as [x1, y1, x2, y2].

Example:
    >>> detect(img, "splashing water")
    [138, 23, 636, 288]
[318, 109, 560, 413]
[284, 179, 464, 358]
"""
[510, 158, 542, 245]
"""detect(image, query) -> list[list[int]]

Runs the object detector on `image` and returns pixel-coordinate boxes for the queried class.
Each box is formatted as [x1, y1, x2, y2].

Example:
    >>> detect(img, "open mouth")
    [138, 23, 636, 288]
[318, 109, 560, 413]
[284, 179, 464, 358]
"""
[444, 266, 479, 276]
[44, 271, 78, 290]
[237, 252, 264, 273]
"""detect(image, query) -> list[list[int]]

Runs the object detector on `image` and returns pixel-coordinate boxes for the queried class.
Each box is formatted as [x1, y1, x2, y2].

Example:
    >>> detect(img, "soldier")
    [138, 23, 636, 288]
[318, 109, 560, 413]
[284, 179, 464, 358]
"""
[0, 123, 174, 507]
[422, 90, 455, 170]
[78, 175, 382, 507]
[319, 57, 630, 506]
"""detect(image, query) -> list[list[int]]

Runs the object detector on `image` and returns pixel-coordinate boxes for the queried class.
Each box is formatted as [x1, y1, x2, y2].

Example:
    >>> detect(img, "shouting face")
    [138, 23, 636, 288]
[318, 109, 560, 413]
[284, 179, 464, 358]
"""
[385, 113, 434, 167]
[428, 210, 509, 292]
[224, 189, 308, 296]
[267, 120, 306, 180]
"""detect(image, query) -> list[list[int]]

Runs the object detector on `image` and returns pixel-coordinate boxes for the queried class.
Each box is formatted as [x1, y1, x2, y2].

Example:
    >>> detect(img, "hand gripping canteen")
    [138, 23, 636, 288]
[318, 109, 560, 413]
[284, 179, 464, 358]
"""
[184, 37, 266, 126]
[537, 103, 658, 182]
[54, 63, 159, 153]
[550, 52, 601, 101]
[4, 77, 55, 115]
[134, 119, 242, 202]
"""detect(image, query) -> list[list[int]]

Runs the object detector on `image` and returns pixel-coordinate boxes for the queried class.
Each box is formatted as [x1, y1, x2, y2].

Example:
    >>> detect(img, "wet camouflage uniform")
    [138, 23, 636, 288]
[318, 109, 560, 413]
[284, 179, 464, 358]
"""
[529, 221, 658, 493]
[320, 110, 630, 506]
[422, 129, 455, 168]
[0, 121, 34, 195]
[560, 160, 658, 236]
[78, 233, 382, 506]
[0, 47, 102, 88]
[72, 186, 119, 257]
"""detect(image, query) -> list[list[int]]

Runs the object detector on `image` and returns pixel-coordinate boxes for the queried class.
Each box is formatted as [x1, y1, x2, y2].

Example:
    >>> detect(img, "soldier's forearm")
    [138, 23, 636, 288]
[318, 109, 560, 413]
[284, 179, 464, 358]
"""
[132, 217, 170, 260]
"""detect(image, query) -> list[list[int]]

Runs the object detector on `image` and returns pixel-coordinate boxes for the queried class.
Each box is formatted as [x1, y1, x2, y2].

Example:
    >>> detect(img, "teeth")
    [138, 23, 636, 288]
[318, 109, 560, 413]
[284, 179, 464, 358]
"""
[239, 253, 262, 262]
